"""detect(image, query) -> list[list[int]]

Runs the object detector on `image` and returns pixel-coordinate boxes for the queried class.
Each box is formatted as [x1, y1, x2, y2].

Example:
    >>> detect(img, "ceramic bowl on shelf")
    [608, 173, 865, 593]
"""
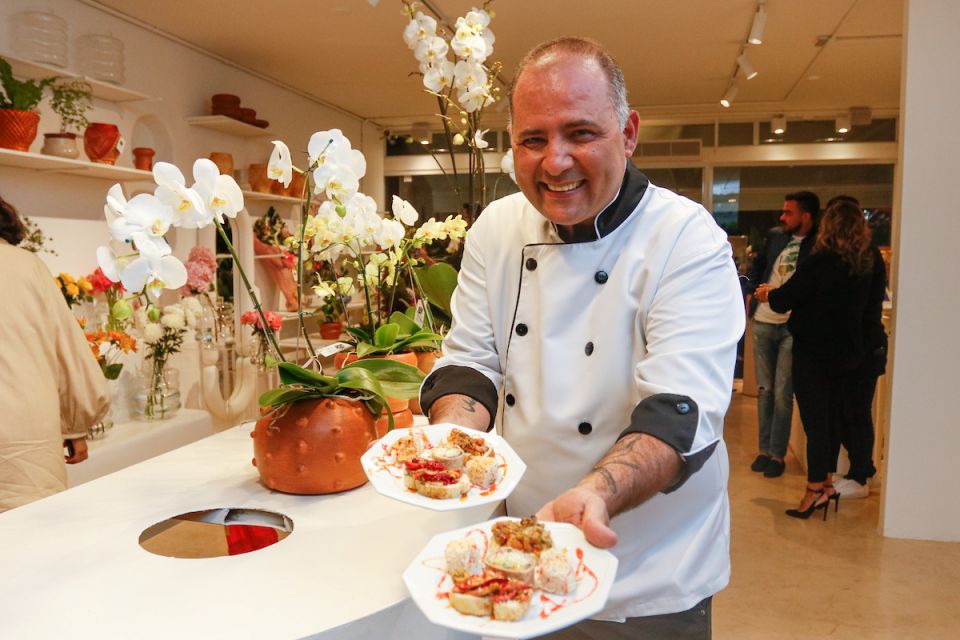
[253, 119, 270, 129]
[211, 93, 240, 106]
[239, 108, 257, 123]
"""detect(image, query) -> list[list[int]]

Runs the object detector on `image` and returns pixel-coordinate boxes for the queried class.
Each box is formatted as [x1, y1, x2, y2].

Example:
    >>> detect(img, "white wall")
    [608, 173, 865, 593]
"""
[0, 0, 384, 275]
[882, 0, 960, 541]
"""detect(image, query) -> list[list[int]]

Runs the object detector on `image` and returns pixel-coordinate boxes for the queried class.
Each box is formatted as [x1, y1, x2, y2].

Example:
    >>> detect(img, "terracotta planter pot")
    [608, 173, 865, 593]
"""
[334, 351, 417, 416]
[0, 110, 41, 151]
[289, 171, 307, 199]
[249, 163, 270, 192]
[209, 151, 234, 176]
[41, 132, 79, 158]
[319, 322, 343, 340]
[132, 147, 155, 170]
[270, 176, 292, 196]
[83, 122, 121, 164]
[375, 408, 415, 437]
[252, 396, 377, 494]
[410, 350, 442, 415]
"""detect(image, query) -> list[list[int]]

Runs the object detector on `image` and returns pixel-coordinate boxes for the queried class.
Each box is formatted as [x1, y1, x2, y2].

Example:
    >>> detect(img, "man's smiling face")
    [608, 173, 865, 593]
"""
[510, 53, 639, 233]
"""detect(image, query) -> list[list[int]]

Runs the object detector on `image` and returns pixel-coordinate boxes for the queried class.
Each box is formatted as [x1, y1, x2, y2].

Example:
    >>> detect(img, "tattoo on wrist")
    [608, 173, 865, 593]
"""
[591, 466, 619, 496]
[462, 398, 478, 413]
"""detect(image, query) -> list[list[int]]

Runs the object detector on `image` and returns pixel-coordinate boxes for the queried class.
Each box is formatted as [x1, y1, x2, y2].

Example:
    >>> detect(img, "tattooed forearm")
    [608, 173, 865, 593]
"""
[426, 393, 490, 431]
[462, 398, 479, 413]
[591, 466, 619, 496]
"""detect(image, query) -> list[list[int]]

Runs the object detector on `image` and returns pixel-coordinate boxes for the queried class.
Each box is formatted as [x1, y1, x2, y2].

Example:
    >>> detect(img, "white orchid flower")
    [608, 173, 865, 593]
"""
[313, 281, 336, 300]
[313, 160, 359, 203]
[336, 276, 355, 296]
[102, 183, 141, 242]
[392, 195, 419, 226]
[268, 140, 293, 188]
[120, 237, 187, 299]
[192, 158, 244, 224]
[473, 129, 490, 149]
[403, 11, 437, 49]
[346, 192, 378, 218]
[453, 60, 487, 91]
[451, 28, 489, 61]
[423, 60, 455, 93]
[123, 193, 174, 240]
[308, 129, 351, 167]
[444, 214, 468, 238]
[460, 8, 491, 31]
[501, 148, 516, 183]
[414, 36, 449, 66]
[375, 217, 405, 249]
[153, 162, 210, 228]
[96, 240, 135, 283]
[414, 217, 446, 242]
[458, 85, 493, 113]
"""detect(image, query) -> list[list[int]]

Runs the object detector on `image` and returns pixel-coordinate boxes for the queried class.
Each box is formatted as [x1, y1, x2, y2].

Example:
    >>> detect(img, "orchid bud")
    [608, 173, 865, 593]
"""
[147, 306, 161, 322]
[112, 299, 133, 320]
[452, 133, 465, 146]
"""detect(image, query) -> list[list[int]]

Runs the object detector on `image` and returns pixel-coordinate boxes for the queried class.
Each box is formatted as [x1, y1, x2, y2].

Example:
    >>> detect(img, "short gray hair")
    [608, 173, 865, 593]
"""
[508, 37, 630, 129]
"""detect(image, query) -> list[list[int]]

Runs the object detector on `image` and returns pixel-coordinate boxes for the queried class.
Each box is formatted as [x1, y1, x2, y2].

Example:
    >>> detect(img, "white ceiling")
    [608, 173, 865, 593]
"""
[90, 0, 903, 128]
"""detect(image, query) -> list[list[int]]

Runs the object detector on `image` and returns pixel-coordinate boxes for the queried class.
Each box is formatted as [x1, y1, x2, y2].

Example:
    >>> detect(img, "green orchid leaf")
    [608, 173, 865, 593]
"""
[264, 354, 279, 368]
[389, 310, 420, 336]
[373, 322, 400, 348]
[378, 380, 422, 399]
[395, 331, 443, 352]
[258, 387, 320, 408]
[345, 326, 371, 343]
[414, 263, 459, 316]
[355, 341, 381, 358]
[335, 366, 389, 405]
[343, 358, 424, 383]
[277, 362, 337, 391]
[103, 363, 124, 380]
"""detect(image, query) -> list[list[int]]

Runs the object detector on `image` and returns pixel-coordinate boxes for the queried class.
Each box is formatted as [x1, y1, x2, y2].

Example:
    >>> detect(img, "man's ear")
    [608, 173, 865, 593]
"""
[623, 110, 640, 157]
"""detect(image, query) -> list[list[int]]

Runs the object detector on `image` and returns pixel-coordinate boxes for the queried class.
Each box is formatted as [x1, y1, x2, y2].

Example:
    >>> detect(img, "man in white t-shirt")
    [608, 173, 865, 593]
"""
[743, 191, 819, 477]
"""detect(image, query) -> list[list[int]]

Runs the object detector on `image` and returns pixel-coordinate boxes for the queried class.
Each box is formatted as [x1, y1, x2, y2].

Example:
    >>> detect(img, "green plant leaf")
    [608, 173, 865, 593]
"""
[345, 326, 371, 344]
[373, 323, 400, 348]
[378, 381, 423, 399]
[414, 263, 459, 316]
[103, 363, 124, 380]
[335, 366, 389, 405]
[389, 310, 420, 336]
[395, 331, 443, 352]
[355, 341, 381, 358]
[277, 362, 337, 391]
[343, 358, 424, 383]
[258, 387, 320, 408]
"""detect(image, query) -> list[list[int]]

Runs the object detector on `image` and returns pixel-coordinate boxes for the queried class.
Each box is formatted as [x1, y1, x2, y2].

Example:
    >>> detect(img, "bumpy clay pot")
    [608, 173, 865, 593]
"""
[252, 396, 377, 494]
[335, 351, 418, 427]
[83, 122, 121, 164]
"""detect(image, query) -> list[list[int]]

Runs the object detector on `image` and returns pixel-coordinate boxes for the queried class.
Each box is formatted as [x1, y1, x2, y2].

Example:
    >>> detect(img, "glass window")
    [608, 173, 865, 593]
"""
[387, 130, 500, 156]
[385, 172, 520, 219]
[759, 118, 897, 145]
[718, 122, 753, 146]
[639, 167, 704, 204]
[712, 164, 894, 249]
[639, 123, 714, 147]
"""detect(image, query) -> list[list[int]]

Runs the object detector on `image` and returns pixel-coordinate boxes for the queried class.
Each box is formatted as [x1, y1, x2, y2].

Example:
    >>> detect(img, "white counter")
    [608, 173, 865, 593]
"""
[0, 423, 498, 639]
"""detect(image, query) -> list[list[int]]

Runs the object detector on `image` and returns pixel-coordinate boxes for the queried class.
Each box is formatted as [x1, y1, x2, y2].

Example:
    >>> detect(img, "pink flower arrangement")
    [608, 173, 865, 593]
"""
[240, 310, 282, 332]
[180, 247, 217, 295]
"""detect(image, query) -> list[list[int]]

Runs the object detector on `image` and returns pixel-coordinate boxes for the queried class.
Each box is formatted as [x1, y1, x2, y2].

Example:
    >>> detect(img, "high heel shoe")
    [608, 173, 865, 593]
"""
[824, 485, 841, 515]
[785, 487, 829, 520]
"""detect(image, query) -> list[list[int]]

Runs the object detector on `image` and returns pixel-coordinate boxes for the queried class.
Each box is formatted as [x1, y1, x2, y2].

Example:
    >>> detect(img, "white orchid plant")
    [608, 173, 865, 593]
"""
[401, 0, 501, 219]
[269, 137, 467, 359]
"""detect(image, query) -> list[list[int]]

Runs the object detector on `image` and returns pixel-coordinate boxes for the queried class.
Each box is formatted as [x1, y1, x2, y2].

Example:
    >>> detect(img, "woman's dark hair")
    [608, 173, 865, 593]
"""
[814, 200, 873, 276]
[0, 196, 26, 245]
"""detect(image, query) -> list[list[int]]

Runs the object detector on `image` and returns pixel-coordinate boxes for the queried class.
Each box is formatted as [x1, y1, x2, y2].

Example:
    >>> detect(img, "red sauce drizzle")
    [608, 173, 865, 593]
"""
[572, 547, 599, 603]
[539, 593, 567, 619]
[435, 572, 452, 600]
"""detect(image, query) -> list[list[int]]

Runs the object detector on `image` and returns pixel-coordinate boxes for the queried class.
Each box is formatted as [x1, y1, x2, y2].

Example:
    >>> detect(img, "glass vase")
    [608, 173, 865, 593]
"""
[133, 365, 181, 420]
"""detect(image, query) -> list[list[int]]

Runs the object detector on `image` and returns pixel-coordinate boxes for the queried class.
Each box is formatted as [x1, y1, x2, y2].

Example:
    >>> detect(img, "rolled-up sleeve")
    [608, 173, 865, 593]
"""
[620, 213, 745, 490]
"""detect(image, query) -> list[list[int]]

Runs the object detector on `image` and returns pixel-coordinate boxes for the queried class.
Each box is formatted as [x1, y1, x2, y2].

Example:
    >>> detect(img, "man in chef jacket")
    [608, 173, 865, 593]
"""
[420, 37, 744, 638]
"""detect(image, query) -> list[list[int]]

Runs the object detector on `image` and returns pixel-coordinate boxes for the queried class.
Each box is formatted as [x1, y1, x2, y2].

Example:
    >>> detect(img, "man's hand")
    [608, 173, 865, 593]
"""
[64, 438, 88, 464]
[537, 487, 618, 549]
[754, 284, 773, 303]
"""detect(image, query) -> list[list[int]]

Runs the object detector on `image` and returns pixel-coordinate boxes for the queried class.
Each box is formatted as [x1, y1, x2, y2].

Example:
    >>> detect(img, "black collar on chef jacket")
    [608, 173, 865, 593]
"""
[558, 161, 649, 244]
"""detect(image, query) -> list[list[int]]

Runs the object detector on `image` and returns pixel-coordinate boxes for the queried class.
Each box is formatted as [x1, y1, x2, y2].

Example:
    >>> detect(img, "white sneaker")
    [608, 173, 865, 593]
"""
[834, 477, 869, 499]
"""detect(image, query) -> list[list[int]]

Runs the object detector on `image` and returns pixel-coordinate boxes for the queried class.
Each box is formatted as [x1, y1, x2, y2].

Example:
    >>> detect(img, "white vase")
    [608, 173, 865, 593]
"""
[41, 133, 80, 158]
[133, 365, 181, 421]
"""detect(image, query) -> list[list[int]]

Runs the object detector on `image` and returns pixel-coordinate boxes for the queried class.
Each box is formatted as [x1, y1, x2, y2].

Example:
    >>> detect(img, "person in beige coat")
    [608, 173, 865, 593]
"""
[0, 197, 109, 513]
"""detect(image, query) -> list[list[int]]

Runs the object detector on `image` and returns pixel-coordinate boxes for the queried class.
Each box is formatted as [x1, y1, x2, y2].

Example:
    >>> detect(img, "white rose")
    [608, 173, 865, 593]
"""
[144, 323, 163, 342]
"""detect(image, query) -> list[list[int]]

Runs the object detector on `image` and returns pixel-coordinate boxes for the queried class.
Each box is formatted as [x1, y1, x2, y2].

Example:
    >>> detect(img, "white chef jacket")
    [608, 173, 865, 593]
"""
[421, 167, 745, 619]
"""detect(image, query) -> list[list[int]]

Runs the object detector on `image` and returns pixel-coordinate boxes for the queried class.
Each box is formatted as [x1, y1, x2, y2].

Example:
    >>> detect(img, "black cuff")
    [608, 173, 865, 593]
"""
[618, 393, 714, 492]
[420, 365, 498, 432]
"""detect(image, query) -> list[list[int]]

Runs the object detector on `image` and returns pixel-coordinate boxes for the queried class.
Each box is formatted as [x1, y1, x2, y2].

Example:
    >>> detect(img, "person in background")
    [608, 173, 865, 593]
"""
[420, 38, 744, 638]
[755, 200, 884, 518]
[825, 195, 887, 499]
[0, 196, 109, 513]
[742, 191, 820, 478]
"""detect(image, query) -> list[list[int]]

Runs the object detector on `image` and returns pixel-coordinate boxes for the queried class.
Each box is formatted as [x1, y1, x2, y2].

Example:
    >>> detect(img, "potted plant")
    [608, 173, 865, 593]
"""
[0, 56, 56, 151]
[42, 79, 92, 158]
[93, 130, 427, 495]
[318, 292, 345, 339]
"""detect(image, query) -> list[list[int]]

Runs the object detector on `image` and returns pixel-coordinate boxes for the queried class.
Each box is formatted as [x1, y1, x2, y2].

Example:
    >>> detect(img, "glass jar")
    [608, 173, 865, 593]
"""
[76, 33, 125, 85]
[12, 11, 69, 68]
[133, 365, 181, 420]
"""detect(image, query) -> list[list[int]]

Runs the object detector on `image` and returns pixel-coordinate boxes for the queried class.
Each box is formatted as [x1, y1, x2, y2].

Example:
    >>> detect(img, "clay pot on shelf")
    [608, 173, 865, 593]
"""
[319, 322, 343, 340]
[132, 147, 155, 170]
[288, 172, 307, 199]
[209, 151, 234, 176]
[252, 396, 377, 495]
[270, 176, 292, 197]
[334, 351, 418, 434]
[41, 132, 79, 158]
[83, 122, 121, 164]
[248, 163, 270, 193]
[239, 107, 256, 124]
[0, 110, 41, 151]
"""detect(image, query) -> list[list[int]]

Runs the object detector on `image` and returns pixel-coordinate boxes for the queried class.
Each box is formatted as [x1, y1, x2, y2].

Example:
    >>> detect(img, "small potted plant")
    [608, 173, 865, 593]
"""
[42, 79, 93, 158]
[0, 56, 56, 151]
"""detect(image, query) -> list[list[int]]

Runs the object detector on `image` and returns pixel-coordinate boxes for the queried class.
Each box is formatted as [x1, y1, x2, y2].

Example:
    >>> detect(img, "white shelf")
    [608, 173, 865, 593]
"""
[186, 115, 273, 137]
[242, 190, 304, 205]
[4, 52, 153, 103]
[0, 147, 153, 181]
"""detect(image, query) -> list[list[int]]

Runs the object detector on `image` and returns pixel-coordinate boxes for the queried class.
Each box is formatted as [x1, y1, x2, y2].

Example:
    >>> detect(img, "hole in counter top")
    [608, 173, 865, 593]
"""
[139, 508, 293, 558]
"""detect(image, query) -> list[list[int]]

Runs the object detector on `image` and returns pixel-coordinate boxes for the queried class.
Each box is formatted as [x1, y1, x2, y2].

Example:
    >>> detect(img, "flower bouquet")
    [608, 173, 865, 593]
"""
[240, 309, 282, 371]
[55, 271, 93, 308]
[85, 329, 137, 380]
[133, 300, 201, 419]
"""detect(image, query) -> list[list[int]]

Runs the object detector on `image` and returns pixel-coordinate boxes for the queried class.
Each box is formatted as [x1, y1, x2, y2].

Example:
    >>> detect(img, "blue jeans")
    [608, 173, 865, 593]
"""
[752, 321, 794, 457]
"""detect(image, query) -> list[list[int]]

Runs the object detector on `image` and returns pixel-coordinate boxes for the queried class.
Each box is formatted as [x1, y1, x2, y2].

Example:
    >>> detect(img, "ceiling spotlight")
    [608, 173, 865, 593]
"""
[771, 115, 787, 135]
[748, 2, 767, 45]
[720, 84, 739, 108]
[737, 52, 758, 80]
[412, 121, 431, 145]
[836, 114, 851, 134]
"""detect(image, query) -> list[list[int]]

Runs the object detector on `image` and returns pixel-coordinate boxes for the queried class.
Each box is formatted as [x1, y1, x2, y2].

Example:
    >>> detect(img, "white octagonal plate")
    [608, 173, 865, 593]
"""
[360, 423, 526, 512]
[403, 517, 619, 639]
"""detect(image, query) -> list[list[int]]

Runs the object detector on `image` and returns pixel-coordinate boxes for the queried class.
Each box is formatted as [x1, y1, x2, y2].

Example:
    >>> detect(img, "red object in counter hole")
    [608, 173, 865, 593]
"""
[224, 525, 279, 555]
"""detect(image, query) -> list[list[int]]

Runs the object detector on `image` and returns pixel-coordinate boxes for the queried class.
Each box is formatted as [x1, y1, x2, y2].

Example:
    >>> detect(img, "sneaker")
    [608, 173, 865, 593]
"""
[763, 458, 786, 478]
[834, 477, 869, 499]
[750, 454, 770, 472]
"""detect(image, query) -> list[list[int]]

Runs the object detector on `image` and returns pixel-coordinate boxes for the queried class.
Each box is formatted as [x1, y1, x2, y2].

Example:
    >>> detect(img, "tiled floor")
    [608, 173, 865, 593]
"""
[716, 391, 960, 639]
